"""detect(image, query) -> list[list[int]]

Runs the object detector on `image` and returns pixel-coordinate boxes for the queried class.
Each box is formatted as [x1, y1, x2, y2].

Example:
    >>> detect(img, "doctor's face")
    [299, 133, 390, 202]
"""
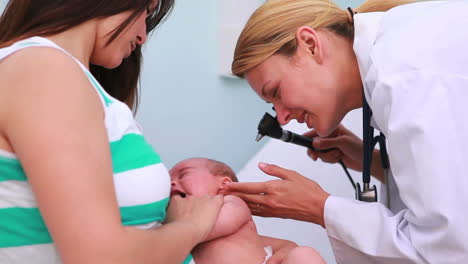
[245, 54, 342, 137]
[245, 29, 362, 137]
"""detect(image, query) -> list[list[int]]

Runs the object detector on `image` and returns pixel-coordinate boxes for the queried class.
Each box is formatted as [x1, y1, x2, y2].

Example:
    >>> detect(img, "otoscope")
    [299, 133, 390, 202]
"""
[255, 112, 356, 190]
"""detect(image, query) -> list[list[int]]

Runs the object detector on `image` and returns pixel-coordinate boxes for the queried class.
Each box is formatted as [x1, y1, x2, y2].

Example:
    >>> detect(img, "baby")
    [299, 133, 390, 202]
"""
[169, 158, 326, 264]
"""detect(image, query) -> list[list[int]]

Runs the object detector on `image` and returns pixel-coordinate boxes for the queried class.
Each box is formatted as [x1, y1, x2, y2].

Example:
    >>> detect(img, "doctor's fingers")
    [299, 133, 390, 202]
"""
[257, 162, 303, 181]
[313, 135, 348, 150]
[243, 196, 286, 218]
[308, 149, 342, 164]
[302, 129, 319, 139]
[302, 130, 319, 160]
[248, 203, 276, 218]
[314, 135, 362, 157]
[223, 181, 268, 194]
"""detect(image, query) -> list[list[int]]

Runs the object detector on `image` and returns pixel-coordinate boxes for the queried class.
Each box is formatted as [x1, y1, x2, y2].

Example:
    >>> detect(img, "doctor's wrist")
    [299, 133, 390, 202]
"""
[310, 192, 330, 228]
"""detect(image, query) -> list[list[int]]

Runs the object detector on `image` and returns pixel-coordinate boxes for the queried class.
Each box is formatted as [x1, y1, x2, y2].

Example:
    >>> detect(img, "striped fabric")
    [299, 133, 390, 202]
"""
[0, 37, 194, 264]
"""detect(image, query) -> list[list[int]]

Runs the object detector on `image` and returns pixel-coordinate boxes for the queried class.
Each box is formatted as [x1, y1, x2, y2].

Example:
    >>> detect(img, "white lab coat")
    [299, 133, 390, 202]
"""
[324, 1, 468, 263]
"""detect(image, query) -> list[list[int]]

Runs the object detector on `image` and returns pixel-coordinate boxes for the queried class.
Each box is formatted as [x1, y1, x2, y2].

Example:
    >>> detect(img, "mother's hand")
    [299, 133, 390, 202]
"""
[165, 195, 224, 244]
[223, 163, 330, 228]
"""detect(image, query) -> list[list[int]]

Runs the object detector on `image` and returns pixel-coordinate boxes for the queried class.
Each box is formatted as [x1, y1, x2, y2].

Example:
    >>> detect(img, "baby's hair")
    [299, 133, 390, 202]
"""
[205, 159, 239, 182]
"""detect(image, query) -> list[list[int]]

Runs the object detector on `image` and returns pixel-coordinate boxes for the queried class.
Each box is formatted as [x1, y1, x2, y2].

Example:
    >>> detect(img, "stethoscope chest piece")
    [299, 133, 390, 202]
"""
[355, 182, 377, 202]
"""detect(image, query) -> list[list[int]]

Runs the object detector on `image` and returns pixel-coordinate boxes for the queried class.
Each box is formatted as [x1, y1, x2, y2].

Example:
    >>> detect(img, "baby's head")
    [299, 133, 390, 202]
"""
[169, 158, 238, 197]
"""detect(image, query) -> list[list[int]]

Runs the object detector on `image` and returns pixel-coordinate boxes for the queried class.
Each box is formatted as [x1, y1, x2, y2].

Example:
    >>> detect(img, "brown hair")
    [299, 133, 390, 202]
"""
[232, 0, 414, 78]
[0, 0, 175, 111]
[205, 159, 239, 182]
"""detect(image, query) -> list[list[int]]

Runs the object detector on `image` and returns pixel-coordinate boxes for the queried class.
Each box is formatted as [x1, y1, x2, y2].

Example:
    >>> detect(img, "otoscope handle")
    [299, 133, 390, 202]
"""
[284, 131, 357, 191]
[283, 131, 334, 153]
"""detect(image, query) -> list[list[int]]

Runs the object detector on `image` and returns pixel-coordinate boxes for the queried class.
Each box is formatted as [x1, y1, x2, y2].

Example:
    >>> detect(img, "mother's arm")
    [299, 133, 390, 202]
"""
[0, 48, 222, 264]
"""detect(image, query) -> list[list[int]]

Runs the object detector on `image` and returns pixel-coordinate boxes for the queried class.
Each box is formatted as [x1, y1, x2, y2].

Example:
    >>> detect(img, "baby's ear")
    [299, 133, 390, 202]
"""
[217, 177, 232, 195]
[221, 177, 233, 185]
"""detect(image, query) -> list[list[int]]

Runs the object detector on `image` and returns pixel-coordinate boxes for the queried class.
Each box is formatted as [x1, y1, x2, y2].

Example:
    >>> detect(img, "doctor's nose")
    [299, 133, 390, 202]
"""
[275, 105, 293, 125]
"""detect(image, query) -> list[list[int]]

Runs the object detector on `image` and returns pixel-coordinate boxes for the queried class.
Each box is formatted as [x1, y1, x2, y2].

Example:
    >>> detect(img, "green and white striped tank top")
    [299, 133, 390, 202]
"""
[0, 37, 194, 264]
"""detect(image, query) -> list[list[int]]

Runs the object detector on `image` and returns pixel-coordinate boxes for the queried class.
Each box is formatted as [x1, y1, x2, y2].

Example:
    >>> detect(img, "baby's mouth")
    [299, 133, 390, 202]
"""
[170, 190, 187, 198]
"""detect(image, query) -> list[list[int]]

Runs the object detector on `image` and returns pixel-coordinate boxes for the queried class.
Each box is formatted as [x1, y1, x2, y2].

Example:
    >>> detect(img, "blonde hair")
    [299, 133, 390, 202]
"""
[232, 0, 415, 77]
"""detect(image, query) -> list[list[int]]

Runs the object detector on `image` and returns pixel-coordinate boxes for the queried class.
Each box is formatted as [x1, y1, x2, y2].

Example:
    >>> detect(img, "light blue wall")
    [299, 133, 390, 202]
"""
[137, 0, 364, 171]
[138, 0, 271, 171]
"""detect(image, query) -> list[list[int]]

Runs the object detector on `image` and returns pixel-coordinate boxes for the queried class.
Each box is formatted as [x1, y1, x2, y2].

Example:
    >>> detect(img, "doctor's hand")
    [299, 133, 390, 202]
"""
[306, 124, 385, 182]
[222, 163, 330, 228]
[165, 195, 224, 244]
[305, 124, 364, 172]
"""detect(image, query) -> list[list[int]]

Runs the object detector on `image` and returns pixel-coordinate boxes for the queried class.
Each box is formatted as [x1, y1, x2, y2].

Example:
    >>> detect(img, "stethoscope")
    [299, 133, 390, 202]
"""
[255, 93, 389, 203]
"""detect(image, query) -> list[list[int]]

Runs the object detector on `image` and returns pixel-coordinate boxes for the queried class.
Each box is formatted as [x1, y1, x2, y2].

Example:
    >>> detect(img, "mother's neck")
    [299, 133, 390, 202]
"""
[45, 20, 97, 69]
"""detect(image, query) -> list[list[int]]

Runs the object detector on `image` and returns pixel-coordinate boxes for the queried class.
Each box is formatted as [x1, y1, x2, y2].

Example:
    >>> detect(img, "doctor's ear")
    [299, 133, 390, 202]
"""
[295, 26, 323, 64]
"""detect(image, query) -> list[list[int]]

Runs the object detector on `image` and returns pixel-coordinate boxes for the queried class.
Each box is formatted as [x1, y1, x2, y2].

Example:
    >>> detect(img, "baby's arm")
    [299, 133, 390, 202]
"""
[202, 195, 251, 242]
[260, 236, 298, 264]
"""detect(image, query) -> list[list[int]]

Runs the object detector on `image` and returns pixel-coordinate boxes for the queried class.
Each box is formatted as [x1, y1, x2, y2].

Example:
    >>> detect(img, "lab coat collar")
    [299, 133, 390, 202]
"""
[353, 12, 385, 130]
[353, 12, 385, 104]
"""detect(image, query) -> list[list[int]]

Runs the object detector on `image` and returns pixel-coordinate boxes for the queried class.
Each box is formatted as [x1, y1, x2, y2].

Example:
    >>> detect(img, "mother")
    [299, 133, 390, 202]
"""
[0, 0, 222, 263]
[227, 0, 468, 263]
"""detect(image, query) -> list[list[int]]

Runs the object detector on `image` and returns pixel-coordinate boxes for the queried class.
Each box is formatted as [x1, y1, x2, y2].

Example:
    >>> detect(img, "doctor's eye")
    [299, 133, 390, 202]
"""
[271, 87, 281, 100]
[271, 87, 278, 98]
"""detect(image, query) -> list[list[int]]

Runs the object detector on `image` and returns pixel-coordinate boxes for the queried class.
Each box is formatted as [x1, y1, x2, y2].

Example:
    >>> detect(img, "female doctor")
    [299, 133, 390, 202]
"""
[225, 0, 468, 263]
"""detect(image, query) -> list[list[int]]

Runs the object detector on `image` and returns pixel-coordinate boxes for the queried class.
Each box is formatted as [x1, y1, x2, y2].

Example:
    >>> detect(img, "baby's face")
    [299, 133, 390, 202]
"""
[169, 159, 223, 197]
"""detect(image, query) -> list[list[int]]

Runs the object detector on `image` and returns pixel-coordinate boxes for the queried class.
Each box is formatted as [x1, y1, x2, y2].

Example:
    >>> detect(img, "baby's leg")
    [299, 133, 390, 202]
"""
[281, 246, 326, 264]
